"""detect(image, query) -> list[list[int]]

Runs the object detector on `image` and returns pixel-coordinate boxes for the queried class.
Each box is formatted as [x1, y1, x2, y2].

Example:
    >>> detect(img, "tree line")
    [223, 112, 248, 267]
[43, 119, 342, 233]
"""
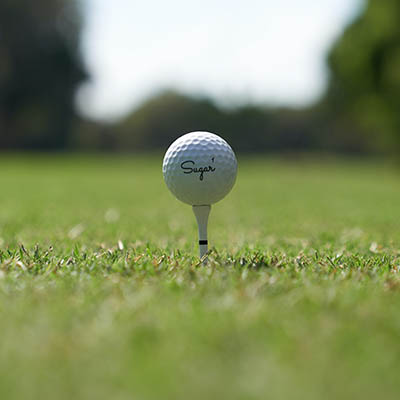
[0, 0, 399, 155]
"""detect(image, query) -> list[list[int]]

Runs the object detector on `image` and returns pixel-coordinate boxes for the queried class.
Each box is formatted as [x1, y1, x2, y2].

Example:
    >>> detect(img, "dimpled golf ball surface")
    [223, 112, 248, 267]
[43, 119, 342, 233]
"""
[163, 131, 237, 205]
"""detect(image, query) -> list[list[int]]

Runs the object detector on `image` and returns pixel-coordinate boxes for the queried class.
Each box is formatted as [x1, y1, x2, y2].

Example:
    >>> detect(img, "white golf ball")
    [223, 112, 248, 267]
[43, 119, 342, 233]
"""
[163, 131, 237, 205]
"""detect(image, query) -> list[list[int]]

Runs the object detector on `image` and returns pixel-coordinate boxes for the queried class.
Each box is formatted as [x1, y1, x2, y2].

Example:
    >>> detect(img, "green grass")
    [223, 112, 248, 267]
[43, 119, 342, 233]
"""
[0, 154, 400, 399]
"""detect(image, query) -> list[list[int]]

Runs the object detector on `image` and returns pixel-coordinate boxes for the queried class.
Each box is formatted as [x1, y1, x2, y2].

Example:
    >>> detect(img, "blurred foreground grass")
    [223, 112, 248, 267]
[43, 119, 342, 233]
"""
[0, 154, 400, 400]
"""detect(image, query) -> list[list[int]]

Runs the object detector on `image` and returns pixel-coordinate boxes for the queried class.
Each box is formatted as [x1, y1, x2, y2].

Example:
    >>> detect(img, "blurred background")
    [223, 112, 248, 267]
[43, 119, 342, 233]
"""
[0, 0, 399, 156]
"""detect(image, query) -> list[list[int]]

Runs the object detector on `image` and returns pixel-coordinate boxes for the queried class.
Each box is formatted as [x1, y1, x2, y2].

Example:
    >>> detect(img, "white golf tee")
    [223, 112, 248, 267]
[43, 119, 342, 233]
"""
[192, 205, 211, 260]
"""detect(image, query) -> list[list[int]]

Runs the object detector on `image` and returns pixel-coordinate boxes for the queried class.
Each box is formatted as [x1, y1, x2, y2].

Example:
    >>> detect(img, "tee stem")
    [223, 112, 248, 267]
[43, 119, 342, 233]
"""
[192, 205, 211, 262]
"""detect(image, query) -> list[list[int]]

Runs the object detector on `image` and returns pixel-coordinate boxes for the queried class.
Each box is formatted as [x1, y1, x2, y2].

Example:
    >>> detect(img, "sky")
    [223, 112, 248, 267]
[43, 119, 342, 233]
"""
[78, 0, 364, 121]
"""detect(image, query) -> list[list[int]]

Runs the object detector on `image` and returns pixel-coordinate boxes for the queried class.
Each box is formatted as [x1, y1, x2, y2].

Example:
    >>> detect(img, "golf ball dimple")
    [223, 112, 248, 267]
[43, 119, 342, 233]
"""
[163, 131, 237, 205]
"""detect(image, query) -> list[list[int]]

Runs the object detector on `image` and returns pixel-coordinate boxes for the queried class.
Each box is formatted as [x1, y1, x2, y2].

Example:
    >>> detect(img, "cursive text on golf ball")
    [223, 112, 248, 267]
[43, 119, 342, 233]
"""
[180, 160, 216, 181]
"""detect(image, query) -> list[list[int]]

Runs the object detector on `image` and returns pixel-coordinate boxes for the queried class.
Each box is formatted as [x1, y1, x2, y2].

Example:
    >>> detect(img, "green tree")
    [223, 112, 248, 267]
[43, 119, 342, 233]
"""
[116, 91, 224, 151]
[326, 0, 400, 153]
[114, 90, 320, 153]
[0, 0, 87, 149]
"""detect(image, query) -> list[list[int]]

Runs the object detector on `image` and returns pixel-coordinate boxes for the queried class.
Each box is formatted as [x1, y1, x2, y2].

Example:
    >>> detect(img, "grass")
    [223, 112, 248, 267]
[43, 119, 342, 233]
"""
[0, 154, 400, 399]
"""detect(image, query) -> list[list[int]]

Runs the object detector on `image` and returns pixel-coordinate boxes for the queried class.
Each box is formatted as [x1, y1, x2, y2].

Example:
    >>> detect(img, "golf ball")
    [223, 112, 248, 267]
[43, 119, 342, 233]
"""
[163, 131, 237, 205]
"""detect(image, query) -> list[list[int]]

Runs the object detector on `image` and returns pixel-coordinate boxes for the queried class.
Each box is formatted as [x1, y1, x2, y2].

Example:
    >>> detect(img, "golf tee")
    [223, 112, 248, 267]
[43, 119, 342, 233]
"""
[192, 205, 211, 260]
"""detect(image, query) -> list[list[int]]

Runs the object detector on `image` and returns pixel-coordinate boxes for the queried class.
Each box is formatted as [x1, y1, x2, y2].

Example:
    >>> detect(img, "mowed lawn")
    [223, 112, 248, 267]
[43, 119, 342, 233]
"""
[0, 154, 400, 400]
